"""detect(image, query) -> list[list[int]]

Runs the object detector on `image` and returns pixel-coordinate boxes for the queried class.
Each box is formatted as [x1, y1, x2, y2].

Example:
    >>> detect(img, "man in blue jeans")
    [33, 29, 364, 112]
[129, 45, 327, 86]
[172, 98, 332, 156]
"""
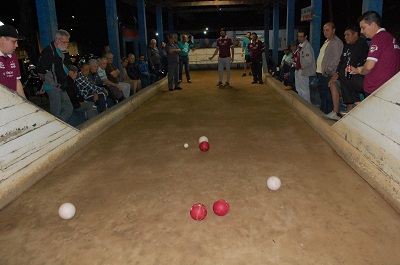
[178, 34, 194, 83]
[136, 55, 155, 88]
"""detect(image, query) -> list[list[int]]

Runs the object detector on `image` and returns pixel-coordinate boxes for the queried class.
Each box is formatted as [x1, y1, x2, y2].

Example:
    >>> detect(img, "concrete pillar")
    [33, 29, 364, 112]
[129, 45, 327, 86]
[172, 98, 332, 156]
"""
[105, 0, 121, 68]
[137, 0, 148, 59]
[35, 0, 58, 48]
[156, 5, 164, 51]
[286, 0, 295, 47]
[273, 3, 279, 65]
[362, 0, 383, 15]
[310, 0, 322, 58]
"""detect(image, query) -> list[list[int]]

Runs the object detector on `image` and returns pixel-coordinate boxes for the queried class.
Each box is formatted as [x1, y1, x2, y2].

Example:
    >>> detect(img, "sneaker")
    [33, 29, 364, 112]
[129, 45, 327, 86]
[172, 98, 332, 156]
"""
[242, 73, 246, 77]
[251, 81, 258, 84]
[168, 88, 174, 91]
[216, 81, 223, 86]
[249, 72, 252, 76]
[174, 86, 182, 90]
[339, 110, 348, 116]
[224, 82, 230, 87]
[187, 80, 192, 83]
[323, 111, 341, 121]
[259, 80, 264, 84]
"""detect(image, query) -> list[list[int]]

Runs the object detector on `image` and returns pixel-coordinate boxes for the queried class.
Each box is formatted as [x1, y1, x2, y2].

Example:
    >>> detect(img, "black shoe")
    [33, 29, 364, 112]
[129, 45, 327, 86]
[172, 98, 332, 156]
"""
[259, 80, 264, 84]
[174, 86, 182, 90]
[242, 73, 246, 77]
[251, 81, 258, 84]
[169, 88, 174, 91]
[216, 81, 223, 86]
[249, 72, 252, 76]
[224, 82, 230, 87]
[187, 80, 192, 83]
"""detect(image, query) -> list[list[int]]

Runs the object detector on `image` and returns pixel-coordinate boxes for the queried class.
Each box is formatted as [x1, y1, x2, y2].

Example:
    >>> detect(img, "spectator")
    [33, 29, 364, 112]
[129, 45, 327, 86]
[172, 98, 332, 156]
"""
[126, 54, 142, 87]
[120, 57, 141, 94]
[136, 55, 155, 88]
[0, 24, 26, 98]
[148, 39, 162, 81]
[351, 11, 400, 97]
[316, 22, 344, 114]
[36, 29, 73, 122]
[283, 42, 298, 91]
[166, 34, 182, 91]
[105, 53, 132, 99]
[209, 28, 234, 87]
[97, 57, 124, 103]
[194, 38, 201, 49]
[160, 41, 168, 75]
[202, 38, 211, 48]
[75, 63, 108, 113]
[66, 64, 97, 126]
[248, 32, 265, 84]
[294, 29, 316, 102]
[178, 34, 194, 83]
[324, 25, 369, 121]
[234, 38, 241, 47]
[241, 32, 252, 77]
[273, 47, 292, 81]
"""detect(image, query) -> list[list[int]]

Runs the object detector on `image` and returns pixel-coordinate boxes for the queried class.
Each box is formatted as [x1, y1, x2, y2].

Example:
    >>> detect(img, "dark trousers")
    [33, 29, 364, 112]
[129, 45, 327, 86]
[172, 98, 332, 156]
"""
[151, 64, 161, 81]
[250, 57, 263, 82]
[179, 56, 190, 81]
[317, 73, 333, 114]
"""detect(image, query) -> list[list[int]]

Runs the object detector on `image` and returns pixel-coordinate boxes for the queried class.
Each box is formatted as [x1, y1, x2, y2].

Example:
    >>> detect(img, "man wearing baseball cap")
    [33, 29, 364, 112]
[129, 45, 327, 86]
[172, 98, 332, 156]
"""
[0, 24, 26, 98]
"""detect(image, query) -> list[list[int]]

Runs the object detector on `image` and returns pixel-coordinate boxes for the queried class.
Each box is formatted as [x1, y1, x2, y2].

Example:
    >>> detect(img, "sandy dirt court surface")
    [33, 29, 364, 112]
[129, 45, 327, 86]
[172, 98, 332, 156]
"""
[1, 70, 400, 265]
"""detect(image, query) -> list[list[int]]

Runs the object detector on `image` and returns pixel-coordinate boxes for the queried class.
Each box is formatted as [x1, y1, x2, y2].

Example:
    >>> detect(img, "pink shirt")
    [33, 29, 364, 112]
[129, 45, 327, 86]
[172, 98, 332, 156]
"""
[0, 52, 21, 92]
[364, 28, 400, 94]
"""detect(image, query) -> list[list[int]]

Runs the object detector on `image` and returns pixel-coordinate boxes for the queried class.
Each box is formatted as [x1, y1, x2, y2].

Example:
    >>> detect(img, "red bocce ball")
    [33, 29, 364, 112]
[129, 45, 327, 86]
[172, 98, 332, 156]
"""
[199, 141, 210, 152]
[190, 203, 207, 221]
[213, 199, 230, 216]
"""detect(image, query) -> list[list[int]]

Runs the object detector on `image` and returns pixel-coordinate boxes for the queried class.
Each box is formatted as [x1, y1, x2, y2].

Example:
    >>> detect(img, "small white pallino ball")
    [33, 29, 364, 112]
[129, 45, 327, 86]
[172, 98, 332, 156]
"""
[184, 143, 189, 148]
[58, 203, 76, 220]
[198, 136, 209, 144]
[267, 176, 281, 191]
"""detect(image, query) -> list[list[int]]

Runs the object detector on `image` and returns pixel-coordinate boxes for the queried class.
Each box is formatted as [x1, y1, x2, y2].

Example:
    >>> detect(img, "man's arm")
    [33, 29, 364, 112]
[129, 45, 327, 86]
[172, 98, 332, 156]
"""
[209, 47, 219, 60]
[230, 46, 234, 63]
[16, 80, 26, 98]
[352, 59, 376, 75]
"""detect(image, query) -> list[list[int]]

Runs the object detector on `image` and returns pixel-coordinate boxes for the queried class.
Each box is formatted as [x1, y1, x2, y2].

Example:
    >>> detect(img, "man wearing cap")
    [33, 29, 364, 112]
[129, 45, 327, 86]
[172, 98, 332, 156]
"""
[36, 29, 73, 122]
[0, 24, 26, 98]
[209, 28, 234, 87]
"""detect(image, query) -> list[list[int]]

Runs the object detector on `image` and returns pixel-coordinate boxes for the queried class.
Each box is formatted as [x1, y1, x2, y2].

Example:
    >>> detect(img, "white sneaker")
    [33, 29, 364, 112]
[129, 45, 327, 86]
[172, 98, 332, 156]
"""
[323, 111, 341, 121]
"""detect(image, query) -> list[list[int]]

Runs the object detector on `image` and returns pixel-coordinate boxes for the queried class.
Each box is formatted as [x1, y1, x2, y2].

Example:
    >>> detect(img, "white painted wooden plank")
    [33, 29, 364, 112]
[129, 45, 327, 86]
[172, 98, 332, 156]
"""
[0, 112, 54, 145]
[0, 129, 78, 180]
[345, 96, 400, 144]
[374, 72, 400, 103]
[0, 85, 26, 109]
[0, 103, 43, 127]
[0, 121, 79, 170]
[334, 115, 400, 182]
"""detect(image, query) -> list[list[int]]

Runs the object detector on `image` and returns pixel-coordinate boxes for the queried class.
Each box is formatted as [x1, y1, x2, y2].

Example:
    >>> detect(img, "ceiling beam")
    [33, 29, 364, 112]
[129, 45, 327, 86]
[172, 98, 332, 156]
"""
[174, 7, 263, 13]
[163, 1, 269, 7]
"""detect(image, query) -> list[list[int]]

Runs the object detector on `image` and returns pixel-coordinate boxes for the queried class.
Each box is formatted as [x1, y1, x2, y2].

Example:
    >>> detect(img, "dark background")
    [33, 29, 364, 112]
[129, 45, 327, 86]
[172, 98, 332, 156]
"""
[1, 0, 399, 65]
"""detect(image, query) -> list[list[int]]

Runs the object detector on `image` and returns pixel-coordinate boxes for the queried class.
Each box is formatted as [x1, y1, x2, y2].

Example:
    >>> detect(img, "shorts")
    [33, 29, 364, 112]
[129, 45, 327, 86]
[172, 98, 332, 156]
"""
[245, 55, 251, 63]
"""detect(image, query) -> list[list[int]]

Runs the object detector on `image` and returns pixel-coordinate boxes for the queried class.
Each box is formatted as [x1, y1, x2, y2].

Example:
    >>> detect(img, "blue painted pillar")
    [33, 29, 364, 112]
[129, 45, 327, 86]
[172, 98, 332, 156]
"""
[35, 0, 58, 48]
[286, 0, 295, 47]
[362, 0, 382, 15]
[105, 0, 121, 68]
[137, 0, 148, 59]
[168, 12, 174, 34]
[156, 5, 164, 51]
[264, 8, 270, 50]
[310, 0, 322, 58]
[273, 3, 279, 65]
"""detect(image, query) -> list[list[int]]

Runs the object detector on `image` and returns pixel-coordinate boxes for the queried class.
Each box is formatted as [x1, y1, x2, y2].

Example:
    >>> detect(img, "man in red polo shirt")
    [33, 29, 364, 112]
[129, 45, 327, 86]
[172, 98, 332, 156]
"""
[0, 24, 26, 98]
[351, 11, 400, 96]
[209, 28, 234, 87]
[247, 32, 266, 84]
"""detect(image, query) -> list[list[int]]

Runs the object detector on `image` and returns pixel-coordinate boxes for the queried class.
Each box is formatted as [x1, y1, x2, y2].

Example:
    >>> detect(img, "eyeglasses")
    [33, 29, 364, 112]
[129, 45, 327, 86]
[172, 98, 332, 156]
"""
[59, 39, 70, 45]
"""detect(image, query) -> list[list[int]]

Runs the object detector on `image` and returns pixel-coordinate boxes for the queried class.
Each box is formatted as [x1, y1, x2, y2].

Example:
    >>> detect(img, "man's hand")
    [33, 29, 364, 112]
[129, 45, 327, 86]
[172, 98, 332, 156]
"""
[93, 92, 99, 102]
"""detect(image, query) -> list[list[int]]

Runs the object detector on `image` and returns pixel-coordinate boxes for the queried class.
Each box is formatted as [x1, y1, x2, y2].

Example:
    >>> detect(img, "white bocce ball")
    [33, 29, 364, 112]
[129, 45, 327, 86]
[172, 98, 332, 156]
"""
[267, 176, 281, 191]
[184, 143, 189, 148]
[58, 203, 76, 220]
[199, 136, 209, 143]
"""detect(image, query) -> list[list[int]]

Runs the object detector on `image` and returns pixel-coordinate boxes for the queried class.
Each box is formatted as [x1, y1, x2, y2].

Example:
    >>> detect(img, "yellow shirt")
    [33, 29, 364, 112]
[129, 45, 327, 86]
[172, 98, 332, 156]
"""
[316, 39, 329, 74]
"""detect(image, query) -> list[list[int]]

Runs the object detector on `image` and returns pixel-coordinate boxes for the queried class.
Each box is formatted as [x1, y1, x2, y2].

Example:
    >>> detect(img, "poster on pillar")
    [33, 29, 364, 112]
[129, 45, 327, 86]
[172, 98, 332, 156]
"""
[301, 6, 313, 21]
